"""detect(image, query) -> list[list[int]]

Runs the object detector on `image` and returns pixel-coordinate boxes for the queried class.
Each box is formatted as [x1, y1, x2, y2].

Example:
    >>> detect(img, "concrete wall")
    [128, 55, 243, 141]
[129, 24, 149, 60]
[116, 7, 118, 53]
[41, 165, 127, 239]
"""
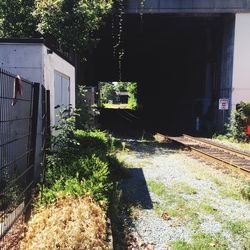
[0, 43, 43, 83]
[232, 13, 250, 108]
[217, 16, 235, 127]
[126, 0, 250, 14]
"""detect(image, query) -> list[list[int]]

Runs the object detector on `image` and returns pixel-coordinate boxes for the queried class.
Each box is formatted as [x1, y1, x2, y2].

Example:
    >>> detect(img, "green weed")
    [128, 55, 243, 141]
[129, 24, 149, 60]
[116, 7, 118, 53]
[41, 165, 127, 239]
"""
[172, 240, 191, 250]
[147, 180, 176, 204]
[241, 184, 250, 201]
[172, 233, 229, 250]
[199, 203, 218, 215]
[173, 182, 197, 195]
[226, 220, 249, 236]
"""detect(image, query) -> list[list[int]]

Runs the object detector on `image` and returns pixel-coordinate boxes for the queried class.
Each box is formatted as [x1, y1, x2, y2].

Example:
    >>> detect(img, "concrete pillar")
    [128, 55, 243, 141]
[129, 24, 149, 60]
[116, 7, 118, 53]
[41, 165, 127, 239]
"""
[232, 13, 250, 109]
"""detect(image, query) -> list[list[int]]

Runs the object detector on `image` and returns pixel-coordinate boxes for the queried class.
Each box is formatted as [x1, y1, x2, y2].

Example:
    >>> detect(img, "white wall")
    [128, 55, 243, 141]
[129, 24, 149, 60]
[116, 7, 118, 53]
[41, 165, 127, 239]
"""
[43, 46, 75, 126]
[0, 43, 43, 83]
[232, 13, 250, 108]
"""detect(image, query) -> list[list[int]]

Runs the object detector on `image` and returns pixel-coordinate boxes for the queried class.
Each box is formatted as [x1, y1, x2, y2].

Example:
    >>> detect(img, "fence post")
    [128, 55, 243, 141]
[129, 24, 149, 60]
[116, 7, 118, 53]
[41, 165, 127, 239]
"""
[30, 82, 40, 177]
[25, 82, 40, 221]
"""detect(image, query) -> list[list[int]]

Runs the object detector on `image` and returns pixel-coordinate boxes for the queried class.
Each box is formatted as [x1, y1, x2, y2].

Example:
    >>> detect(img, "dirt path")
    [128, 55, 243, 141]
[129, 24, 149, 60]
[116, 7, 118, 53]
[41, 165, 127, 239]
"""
[114, 139, 250, 250]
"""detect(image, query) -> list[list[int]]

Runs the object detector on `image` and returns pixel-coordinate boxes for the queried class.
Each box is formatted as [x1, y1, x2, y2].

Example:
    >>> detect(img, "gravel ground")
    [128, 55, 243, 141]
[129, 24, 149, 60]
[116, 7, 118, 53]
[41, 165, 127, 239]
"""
[115, 139, 250, 250]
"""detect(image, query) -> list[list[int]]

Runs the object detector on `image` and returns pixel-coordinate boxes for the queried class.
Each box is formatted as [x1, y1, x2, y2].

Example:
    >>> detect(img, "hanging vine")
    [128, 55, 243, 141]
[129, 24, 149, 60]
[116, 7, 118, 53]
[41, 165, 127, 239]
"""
[140, 0, 146, 30]
[112, 0, 146, 81]
[112, 0, 125, 81]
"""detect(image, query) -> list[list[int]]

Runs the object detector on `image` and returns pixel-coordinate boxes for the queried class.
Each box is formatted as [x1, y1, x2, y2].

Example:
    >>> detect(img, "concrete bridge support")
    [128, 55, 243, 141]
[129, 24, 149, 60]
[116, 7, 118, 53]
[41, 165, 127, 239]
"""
[232, 13, 250, 109]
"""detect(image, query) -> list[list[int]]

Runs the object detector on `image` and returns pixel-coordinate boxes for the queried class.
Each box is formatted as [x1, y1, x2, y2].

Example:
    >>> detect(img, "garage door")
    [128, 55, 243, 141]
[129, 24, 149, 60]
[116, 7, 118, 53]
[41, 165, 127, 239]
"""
[54, 71, 70, 125]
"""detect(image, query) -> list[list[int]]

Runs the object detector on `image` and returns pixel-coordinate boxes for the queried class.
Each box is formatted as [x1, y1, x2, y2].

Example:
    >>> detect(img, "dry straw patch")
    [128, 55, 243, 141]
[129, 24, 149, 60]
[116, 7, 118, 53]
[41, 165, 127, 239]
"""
[20, 195, 110, 250]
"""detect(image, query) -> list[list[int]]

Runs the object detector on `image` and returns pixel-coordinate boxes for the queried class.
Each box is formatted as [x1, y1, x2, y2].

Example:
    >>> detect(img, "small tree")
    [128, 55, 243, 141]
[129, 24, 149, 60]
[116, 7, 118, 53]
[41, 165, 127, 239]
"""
[34, 0, 113, 52]
[0, 0, 38, 38]
[99, 83, 117, 104]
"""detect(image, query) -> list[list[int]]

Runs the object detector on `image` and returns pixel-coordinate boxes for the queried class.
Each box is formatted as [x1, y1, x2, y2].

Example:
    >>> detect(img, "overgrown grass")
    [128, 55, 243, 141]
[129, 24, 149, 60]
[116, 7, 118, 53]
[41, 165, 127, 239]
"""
[199, 203, 218, 215]
[241, 184, 250, 201]
[172, 232, 229, 250]
[218, 185, 243, 200]
[148, 180, 201, 227]
[173, 181, 197, 195]
[225, 220, 249, 236]
[147, 180, 176, 205]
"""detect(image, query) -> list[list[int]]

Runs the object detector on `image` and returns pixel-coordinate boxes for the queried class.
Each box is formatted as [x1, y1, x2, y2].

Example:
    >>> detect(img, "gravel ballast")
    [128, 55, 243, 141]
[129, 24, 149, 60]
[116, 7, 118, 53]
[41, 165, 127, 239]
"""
[115, 139, 250, 250]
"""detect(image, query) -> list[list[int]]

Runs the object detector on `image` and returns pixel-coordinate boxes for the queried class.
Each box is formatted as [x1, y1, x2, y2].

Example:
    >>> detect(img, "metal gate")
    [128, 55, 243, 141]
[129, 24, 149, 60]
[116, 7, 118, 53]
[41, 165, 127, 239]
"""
[0, 68, 39, 240]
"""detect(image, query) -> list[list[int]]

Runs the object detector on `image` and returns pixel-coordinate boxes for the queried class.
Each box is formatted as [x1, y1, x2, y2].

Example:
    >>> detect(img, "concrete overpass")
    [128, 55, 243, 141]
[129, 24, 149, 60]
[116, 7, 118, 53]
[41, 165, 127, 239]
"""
[126, 0, 250, 13]
[86, 0, 250, 132]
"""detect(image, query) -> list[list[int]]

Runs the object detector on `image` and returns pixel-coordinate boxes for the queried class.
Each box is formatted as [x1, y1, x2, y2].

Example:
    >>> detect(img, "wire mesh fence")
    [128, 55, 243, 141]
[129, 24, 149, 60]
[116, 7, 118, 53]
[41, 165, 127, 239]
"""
[0, 68, 39, 241]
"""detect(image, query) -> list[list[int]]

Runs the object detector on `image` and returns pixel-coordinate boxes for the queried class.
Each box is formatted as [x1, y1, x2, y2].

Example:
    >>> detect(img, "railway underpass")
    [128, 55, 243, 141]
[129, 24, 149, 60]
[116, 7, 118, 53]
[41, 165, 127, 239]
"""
[82, 1, 250, 135]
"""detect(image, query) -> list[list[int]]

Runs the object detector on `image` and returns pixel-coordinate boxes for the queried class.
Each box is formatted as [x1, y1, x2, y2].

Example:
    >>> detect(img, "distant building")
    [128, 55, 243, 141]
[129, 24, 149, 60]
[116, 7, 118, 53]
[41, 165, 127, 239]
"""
[116, 91, 129, 104]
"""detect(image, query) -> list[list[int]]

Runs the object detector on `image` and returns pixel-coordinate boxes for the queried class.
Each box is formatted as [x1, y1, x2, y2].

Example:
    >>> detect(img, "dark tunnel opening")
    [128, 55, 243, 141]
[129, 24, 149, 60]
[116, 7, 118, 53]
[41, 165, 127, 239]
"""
[83, 14, 234, 135]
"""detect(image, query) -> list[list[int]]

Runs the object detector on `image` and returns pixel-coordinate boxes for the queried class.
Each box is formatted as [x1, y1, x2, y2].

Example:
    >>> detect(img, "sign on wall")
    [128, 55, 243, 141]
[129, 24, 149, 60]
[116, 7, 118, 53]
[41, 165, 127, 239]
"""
[219, 98, 229, 110]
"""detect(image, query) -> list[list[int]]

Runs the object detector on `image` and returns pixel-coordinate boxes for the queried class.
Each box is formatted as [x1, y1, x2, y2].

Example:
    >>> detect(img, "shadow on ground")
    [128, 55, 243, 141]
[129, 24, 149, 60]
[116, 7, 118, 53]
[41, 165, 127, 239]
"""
[111, 139, 182, 249]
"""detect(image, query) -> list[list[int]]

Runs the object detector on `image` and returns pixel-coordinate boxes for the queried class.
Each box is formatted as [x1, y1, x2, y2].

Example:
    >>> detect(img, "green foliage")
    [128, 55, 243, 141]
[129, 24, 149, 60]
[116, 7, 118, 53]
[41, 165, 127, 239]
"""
[114, 82, 127, 92]
[40, 155, 112, 206]
[241, 185, 250, 201]
[172, 240, 191, 250]
[226, 102, 250, 142]
[99, 82, 117, 104]
[34, 0, 113, 52]
[76, 85, 97, 129]
[0, 0, 38, 38]
[127, 82, 138, 110]
[40, 109, 123, 206]
[98, 82, 138, 109]
[47, 108, 80, 169]
[0, 0, 113, 53]
[74, 129, 120, 154]
[172, 233, 229, 250]
[226, 220, 249, 236]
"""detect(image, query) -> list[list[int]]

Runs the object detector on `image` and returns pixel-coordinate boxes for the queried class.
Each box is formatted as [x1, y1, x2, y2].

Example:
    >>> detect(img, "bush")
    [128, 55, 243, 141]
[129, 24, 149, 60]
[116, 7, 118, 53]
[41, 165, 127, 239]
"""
[225, 102, 250, 142]
[41, 111, 123, 206]
[74, 129, 110, 154]
[41, 152, 112, 206]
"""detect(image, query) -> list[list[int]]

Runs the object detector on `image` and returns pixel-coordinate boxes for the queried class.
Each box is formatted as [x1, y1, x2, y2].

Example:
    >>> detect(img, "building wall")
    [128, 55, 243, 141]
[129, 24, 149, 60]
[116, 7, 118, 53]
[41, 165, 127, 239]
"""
[232, 13, 250, 108]
[42, 46, 75, 126]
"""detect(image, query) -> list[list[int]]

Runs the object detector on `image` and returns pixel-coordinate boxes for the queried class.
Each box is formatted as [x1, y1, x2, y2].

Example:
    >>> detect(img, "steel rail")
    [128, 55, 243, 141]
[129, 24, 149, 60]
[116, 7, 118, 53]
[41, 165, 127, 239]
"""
[183, 134, 250, 160]
[156, 133, 250, 174]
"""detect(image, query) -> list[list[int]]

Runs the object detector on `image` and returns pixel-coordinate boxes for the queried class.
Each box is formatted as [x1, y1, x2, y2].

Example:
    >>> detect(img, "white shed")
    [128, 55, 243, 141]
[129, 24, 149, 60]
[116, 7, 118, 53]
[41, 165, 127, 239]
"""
[0, 38, 75, 125]
[0, 38, 76, 180]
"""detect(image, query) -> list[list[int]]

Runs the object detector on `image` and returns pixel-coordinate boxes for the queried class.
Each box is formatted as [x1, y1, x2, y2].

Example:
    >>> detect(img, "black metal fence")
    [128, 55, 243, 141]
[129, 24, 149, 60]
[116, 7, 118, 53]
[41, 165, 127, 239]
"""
[0, 69, 40, 240]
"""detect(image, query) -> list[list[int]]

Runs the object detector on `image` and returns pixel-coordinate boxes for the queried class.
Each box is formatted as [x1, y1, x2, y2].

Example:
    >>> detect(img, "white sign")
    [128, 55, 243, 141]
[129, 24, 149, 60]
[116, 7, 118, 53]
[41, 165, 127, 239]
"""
[219, 99, 229, 110]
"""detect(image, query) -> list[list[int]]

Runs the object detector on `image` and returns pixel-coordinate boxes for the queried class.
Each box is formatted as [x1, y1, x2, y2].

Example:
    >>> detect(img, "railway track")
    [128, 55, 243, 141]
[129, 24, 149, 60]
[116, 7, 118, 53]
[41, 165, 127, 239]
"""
[155, 133, 250, 174]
